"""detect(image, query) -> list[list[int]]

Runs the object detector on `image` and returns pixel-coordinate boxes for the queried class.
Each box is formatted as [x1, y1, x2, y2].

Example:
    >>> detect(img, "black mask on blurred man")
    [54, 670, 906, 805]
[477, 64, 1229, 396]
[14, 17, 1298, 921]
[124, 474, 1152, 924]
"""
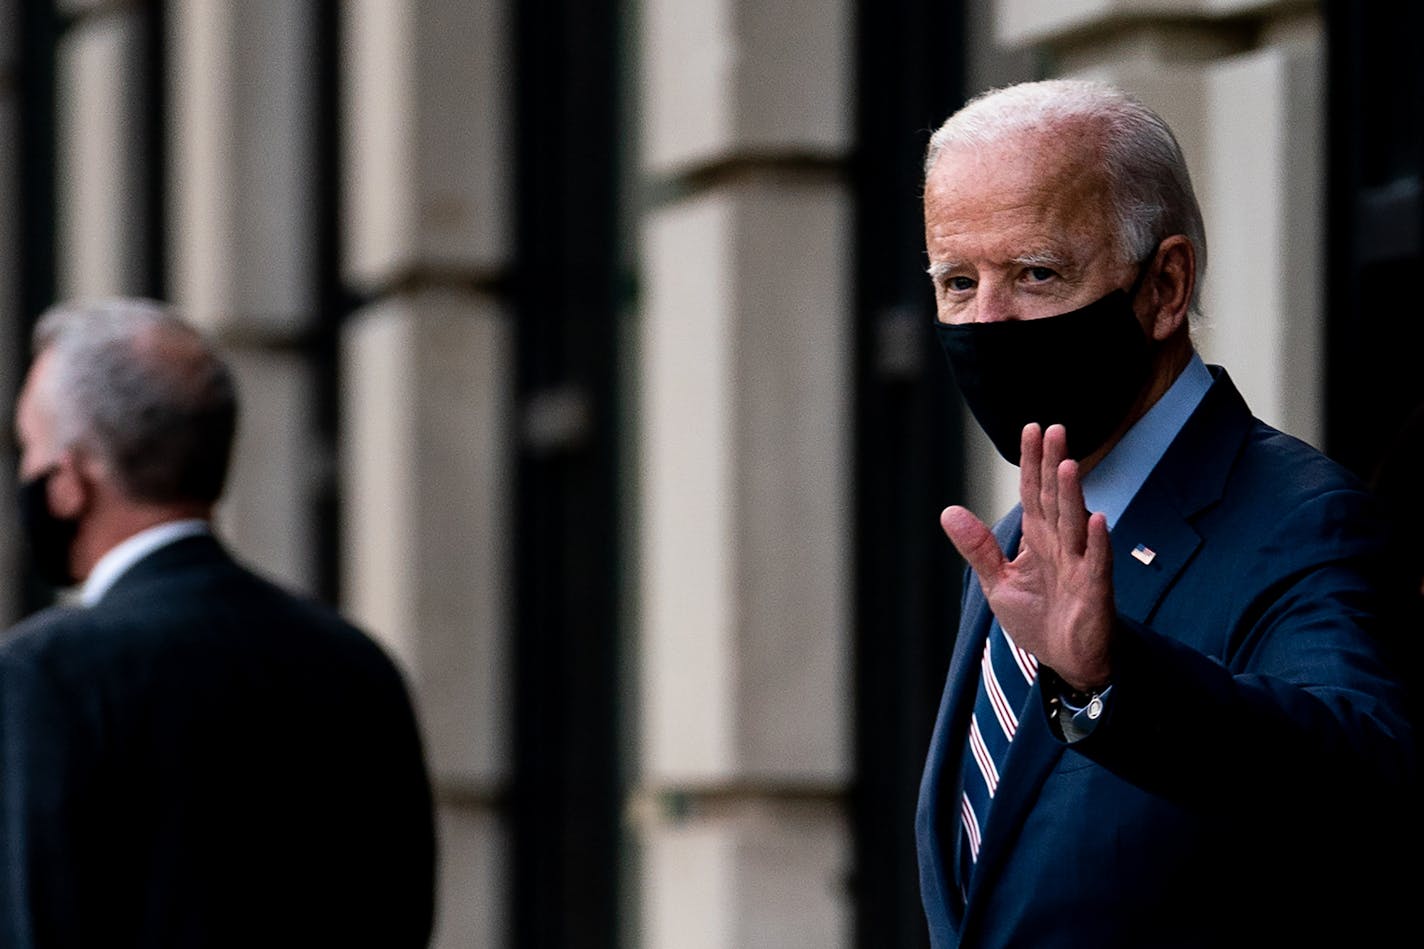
[936, 284, 1154, 465]
[18, 469, 79, 589]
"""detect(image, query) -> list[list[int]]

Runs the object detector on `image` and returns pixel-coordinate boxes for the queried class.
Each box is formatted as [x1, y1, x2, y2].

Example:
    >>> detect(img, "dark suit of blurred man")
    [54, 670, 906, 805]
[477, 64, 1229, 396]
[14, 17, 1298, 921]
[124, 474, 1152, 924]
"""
[0, 299, 436, 948]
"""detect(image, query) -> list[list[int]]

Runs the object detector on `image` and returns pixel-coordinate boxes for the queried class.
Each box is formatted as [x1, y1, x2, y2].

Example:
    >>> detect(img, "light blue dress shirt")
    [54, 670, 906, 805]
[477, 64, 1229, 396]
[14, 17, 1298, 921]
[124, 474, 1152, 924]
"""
[1081, 352, 1213, 529]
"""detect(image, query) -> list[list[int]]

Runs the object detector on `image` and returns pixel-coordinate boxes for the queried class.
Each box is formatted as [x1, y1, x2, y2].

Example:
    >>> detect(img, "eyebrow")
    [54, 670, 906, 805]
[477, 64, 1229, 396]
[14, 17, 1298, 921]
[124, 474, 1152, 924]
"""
[925, 250, 1071, 280]
[1011, 250, 1070, 270]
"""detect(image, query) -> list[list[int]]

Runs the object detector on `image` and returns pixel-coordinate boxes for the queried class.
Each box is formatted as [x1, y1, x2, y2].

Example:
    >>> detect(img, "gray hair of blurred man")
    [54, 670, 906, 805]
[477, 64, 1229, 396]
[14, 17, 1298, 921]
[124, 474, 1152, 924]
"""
[925, 78, 1208, 315]
[31, 298, 238, 506]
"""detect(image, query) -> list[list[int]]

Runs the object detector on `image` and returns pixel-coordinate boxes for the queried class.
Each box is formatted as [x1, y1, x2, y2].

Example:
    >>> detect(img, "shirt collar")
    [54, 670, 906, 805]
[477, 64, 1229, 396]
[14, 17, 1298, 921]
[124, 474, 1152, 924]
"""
[1081, 352, 1212, 529]
[81, 519, 212, 606]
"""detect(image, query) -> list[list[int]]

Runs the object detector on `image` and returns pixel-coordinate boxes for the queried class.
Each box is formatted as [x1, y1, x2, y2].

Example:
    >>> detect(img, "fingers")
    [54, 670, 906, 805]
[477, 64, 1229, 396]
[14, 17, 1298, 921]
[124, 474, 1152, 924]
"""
[1019, 418, 1093, 555]
[1019, 423, 1043, 523]
[1057, 457, 1087, 554]
[1085, 512, 1112, 578]
[1023, 423, 1070, 549]
[1023, 424, 1093, 558]
[941, 505, 1007, 588]
[1039, 424, 1067, 528]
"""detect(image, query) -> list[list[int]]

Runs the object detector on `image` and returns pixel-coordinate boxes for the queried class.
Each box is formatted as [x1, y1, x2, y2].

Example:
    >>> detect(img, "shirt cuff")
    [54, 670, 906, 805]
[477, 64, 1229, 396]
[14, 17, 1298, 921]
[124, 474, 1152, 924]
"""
[1042, 670, 1114, 743]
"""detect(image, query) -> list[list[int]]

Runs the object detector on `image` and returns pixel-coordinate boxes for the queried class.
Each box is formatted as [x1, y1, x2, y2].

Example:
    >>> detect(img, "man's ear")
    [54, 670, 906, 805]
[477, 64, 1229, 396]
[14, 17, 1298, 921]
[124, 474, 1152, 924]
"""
[46, 447, 92, 520]
[1142, 234, 1195, 341]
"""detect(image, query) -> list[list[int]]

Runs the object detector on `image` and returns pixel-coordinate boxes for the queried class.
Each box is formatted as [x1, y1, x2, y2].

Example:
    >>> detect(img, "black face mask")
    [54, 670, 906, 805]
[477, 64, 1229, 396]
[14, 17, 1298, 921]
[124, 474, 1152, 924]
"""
[935, 287, 1154, 465]
[18, 469, 79, 589]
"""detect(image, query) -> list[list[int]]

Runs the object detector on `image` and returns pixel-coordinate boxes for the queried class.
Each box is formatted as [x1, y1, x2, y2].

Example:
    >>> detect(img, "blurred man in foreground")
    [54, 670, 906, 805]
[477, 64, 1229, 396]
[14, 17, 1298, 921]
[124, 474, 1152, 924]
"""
[2, 298, 435, 947]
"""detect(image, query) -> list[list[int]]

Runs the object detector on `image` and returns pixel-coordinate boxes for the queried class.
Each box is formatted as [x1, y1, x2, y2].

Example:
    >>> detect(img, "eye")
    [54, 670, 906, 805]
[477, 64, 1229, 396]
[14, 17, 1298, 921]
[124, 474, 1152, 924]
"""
[945, 275, 975, 292]
[1024, 266, 1057, 282]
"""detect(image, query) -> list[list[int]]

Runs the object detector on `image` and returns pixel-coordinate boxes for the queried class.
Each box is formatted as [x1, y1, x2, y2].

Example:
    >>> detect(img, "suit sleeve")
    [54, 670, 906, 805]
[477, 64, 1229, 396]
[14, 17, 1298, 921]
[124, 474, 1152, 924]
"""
[1068, 487, 1417, 822]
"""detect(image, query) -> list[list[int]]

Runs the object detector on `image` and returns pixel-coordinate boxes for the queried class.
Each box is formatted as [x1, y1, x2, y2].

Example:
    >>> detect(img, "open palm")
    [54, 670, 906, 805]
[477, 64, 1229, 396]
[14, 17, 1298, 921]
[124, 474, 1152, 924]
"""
[941, 423, 1115, 692]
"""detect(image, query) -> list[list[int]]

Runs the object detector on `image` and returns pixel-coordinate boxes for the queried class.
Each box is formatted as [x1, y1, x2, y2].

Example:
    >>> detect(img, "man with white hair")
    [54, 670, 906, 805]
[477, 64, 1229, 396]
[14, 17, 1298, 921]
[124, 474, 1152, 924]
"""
[1, 298, 436, 947]
[916, 79, 1417, 947]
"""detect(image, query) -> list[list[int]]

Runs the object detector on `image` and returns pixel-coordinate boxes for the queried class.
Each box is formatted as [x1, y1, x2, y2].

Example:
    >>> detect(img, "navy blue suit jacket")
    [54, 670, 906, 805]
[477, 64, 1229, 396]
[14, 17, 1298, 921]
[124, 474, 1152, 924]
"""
[0, 533, 436, 948]
[916, 367, 1419, 948]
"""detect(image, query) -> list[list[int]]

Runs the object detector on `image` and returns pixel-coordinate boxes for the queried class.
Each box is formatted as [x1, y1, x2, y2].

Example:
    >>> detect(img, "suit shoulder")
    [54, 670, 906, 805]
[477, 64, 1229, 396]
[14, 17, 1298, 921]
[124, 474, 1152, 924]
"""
[0, 605, 132, 702]
[215, 565, 415, 689]
[1239, 420, 1371, 503]
[0, 604, 105, 663]
[1225, 419, 1396, 558]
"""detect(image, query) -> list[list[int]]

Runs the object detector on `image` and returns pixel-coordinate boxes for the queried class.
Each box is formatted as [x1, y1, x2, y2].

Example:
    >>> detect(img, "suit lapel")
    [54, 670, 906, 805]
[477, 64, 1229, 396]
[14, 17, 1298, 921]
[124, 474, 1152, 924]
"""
[920, 511, 1022, 934]
[1109, 366, 1252, 623]
[943, 572, 995, 739]
[948, 512, 1024, 725]
[961, 509, 1064, 920]
[1109, 481, 1201, 624]
[938, 569, 992, 925]
[959, 674, 1062, 932]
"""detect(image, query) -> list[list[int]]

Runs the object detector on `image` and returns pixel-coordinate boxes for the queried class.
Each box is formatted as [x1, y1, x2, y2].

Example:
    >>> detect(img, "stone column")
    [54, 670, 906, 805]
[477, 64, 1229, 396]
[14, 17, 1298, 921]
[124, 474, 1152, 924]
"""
[55, 0, 154, 299]
[340, 2, 512, 946]
[167, 0, 323, 594]
[635, 0, 855, 943]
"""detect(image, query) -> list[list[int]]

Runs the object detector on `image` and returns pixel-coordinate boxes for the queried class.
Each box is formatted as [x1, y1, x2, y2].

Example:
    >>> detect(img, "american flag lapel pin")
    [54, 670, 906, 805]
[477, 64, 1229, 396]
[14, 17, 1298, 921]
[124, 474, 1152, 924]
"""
[1131, 543, 1156, 565]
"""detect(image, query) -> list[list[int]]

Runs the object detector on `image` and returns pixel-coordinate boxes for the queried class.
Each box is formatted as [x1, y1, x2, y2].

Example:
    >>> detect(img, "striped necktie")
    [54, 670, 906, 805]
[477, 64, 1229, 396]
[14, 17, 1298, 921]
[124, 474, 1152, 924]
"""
[957, 617, 1038, 887]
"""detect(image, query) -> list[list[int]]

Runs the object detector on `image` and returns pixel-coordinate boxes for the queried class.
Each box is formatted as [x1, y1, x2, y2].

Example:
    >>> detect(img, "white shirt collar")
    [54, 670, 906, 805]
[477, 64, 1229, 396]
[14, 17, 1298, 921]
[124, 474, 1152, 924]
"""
[81, 519, 212, 606]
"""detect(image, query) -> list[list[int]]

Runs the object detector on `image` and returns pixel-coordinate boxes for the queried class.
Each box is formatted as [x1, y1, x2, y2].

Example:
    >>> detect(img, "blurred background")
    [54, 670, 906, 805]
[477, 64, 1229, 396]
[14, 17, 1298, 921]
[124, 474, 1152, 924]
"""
[0, 0, 1419, 946]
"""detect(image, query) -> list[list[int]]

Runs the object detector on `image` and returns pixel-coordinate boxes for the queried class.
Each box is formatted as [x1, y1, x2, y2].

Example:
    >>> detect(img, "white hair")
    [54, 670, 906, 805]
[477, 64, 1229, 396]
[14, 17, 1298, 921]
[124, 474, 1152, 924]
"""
[925, 78, 1208, 313]
[33, 297, 237, 504]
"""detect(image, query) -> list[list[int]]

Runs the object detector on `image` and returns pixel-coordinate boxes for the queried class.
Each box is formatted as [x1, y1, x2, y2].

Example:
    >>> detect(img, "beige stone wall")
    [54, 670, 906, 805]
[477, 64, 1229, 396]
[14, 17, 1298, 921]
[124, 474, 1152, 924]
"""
[632, 0, 855, 944]
[166, 1, 325, 595]
[56, 3, 153, 300]
[341, 292, 511, 949]
[338, 3, 512, 947]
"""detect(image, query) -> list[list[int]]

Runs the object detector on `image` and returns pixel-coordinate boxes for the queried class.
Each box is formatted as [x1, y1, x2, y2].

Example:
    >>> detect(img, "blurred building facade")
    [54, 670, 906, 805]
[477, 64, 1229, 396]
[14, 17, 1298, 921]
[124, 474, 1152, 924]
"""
[0, 1, 1417, 947]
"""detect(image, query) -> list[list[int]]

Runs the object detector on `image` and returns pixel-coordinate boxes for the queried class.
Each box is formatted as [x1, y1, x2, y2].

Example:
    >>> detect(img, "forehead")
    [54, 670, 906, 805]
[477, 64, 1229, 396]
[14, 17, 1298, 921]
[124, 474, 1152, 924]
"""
[923, 129, 1115, 263]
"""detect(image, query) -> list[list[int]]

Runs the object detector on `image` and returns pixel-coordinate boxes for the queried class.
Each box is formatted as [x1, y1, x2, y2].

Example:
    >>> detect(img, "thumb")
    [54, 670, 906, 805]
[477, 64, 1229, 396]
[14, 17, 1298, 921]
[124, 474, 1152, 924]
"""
[940, 505, 1006, 586]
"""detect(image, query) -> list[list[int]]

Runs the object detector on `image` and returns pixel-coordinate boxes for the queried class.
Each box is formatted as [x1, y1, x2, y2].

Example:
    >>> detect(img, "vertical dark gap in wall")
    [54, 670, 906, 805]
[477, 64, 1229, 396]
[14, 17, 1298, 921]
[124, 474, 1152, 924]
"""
[142, 0, 166, 302]
[14, 0, 57, 353]
[15, 0, 59, 618]
[851, 1, 968, 946]
[511, 0, 623, 945]
[1324, 0, 1424, 484]
[310, 0, 345, 608]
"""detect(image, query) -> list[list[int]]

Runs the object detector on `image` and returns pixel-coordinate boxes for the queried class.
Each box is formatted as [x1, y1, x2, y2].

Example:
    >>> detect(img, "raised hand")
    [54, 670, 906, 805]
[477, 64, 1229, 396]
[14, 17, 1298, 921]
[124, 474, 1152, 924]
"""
[940, 423, 1115, 692]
